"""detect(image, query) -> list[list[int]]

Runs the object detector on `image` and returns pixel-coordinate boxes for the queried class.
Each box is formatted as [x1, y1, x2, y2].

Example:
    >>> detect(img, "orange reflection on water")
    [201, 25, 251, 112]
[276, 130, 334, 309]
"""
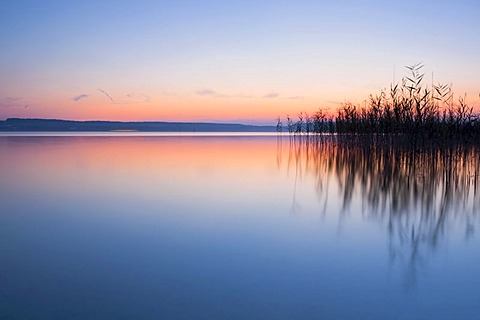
[0, 136, 287, 213]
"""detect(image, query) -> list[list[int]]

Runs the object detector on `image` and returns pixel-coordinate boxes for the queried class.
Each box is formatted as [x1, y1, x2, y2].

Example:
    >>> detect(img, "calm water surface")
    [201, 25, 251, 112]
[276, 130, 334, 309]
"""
[0, 134, 479, 319]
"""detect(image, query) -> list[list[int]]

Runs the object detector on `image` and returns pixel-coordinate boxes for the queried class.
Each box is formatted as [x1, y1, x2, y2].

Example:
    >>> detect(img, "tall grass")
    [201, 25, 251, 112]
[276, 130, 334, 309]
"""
[281, 64, 479, 140]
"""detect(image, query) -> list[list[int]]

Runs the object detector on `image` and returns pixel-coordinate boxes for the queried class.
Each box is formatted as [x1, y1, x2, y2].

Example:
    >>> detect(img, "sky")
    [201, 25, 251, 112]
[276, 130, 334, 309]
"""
[0, 0, 479, 124]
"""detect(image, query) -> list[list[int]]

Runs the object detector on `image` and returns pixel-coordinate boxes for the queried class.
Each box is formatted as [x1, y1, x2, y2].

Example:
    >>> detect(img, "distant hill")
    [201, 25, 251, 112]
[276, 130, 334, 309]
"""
[0, 118, 276, 132]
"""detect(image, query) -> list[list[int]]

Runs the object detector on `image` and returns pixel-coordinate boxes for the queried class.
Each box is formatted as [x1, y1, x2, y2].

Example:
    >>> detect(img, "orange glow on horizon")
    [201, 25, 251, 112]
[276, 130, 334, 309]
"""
[1, 86, 478, 124]
[0, 94, 336, 124]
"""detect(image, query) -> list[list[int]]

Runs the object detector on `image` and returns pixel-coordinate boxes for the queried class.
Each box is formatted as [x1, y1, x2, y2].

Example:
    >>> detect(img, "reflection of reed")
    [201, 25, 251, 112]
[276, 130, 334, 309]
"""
[281, 135, 480, 287]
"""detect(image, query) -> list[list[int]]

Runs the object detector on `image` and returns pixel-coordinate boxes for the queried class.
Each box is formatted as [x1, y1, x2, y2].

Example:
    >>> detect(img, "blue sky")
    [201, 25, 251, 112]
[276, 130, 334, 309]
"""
[1, 0, 479, 123]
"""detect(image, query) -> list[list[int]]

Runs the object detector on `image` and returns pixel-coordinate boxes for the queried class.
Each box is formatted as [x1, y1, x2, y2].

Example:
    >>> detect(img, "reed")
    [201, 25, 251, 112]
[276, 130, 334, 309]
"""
[280, 64, 479, 141]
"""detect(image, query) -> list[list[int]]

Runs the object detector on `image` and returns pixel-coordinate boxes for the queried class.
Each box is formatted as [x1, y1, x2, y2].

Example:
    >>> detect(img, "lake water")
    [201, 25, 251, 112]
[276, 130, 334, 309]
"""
[1, 134, 479, 319]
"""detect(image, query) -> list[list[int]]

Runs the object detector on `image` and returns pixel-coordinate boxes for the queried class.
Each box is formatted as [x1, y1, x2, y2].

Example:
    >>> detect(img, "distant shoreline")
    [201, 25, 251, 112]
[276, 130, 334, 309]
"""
[0, 118, 276, 132]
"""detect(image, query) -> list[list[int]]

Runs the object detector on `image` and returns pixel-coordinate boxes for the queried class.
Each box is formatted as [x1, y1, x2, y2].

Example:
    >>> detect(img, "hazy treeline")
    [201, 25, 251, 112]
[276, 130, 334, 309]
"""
[278, 64, 480, 139]
[0, 118, 276, 132]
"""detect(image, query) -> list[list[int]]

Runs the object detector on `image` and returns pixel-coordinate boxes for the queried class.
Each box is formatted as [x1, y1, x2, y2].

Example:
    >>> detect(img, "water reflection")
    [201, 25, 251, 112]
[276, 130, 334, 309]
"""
[2, 135, 480, 319]
[281, 135, 480, 286]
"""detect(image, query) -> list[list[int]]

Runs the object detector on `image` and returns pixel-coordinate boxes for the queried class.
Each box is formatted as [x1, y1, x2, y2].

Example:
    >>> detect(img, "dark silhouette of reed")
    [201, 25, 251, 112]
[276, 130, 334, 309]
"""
[276, 63, 480, 286]
[280, 64, 479, 140]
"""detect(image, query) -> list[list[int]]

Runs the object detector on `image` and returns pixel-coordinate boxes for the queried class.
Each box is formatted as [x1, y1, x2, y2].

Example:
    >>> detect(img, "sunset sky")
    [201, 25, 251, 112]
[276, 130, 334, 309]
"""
[1, 0, 479, 124]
